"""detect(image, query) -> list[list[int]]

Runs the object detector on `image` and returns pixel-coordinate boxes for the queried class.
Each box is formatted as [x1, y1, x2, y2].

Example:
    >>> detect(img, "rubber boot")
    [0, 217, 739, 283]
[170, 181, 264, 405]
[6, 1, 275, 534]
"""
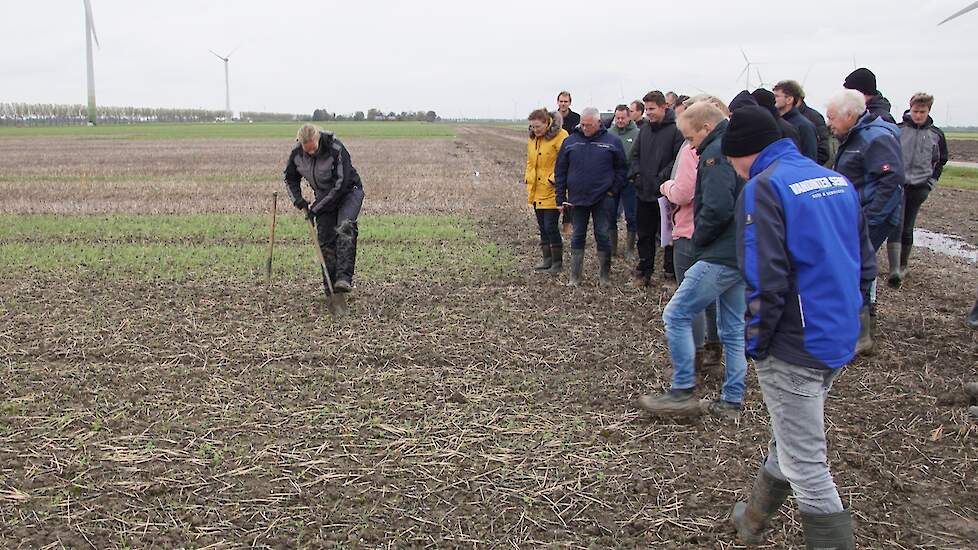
[534, 243, 552, 271]
[598, 251, 612, 287]
[900, 243, 913, 276]
[625, 231, 637, 261]
[885, 242, 902, 288]
[610, 231, 619, 258]
[730, 468, 793, 545]
[800, 510, 855, 550]
[968, 299, 978, 329]
[547, 244, 563, 274]
[567, 249, 584, 287]
[855, 306, 875, 356]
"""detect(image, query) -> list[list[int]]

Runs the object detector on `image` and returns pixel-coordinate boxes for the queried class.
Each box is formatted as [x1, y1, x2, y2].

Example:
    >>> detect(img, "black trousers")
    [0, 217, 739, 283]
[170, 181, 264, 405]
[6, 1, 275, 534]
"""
[887, 184, 931, 246]
[635, 198, 660, 276]
[314, 186, 364, 284]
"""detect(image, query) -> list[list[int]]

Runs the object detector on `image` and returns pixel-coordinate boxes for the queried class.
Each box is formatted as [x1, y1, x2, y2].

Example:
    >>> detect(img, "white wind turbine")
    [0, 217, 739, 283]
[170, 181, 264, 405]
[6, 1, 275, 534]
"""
[939, 1, 978, 24]
[735, 49, 761, 90]
[83, 0, 100, 125]
[209, 46, 239, 122]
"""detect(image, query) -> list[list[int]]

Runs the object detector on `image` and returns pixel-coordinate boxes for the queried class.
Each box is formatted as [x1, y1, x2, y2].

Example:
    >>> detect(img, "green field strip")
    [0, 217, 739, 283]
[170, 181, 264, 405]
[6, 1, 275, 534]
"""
[0, 214, 513, 281]
[0, 122, 456, 140]
[0, 214, 474, 244]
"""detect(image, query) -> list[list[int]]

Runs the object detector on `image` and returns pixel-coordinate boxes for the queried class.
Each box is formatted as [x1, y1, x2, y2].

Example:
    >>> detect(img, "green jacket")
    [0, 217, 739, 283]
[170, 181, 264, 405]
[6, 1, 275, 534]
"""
[608, 121, 639, 160]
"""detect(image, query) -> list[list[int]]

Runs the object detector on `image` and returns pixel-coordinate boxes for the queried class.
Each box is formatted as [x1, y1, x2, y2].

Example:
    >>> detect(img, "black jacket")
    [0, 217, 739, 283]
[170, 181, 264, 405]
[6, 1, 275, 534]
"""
[561, 110, 581, 133]
[692, 119, 743, 268]
[798, 103, 831, 165]
[866, 94, 896, 124]
[284, 131, 363, 213]
[627, 109, 685, 202]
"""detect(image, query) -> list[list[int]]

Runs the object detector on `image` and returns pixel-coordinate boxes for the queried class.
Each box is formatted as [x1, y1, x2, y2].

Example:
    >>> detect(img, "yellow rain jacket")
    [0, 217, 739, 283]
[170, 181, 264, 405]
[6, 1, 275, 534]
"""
[525, 112, 569, 209]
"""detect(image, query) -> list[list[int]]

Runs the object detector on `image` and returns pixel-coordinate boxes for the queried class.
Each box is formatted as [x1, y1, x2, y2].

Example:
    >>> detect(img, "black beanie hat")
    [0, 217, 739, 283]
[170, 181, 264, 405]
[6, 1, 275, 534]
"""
[728, 90, 758, 112]
[844, 68, 877, 96]
[721, 105, 782, 158]
[751, 88, 780, 117]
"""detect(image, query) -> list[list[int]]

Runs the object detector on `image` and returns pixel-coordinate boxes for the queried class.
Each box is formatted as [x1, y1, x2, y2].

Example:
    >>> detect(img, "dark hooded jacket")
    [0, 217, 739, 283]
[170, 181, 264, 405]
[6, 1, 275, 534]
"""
[627, 108, 685, 202]
[284, 131, 363, 213]
[782, 107, 818, 161]
[733, 91, 802, 152]
[691, 119, 743, 268]
[798, 103, 831, 165]
[898, 111, 948, 188]
[866, 94, 896, 124]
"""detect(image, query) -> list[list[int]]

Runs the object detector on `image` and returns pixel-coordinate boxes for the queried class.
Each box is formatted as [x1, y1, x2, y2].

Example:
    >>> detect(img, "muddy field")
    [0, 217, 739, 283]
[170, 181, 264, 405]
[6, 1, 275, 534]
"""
[1, 128, 977, 548]
[948, 139, 978, 163]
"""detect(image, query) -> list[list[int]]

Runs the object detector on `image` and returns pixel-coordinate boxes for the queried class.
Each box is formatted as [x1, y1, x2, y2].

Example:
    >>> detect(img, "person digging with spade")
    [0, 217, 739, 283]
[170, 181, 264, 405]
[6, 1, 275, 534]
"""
[284, 123, 365, 296]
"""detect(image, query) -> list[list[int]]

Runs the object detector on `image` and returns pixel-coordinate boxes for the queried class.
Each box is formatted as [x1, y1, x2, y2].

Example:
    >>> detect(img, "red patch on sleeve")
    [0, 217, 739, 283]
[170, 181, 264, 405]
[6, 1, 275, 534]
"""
[881, 163, 891, 172]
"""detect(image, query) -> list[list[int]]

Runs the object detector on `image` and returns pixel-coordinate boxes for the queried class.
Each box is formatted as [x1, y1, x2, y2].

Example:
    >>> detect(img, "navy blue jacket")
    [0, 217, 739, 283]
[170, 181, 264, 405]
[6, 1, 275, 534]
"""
[782, 108, 818, 161]
[737, 139, 877, 369]
[799, 103, 831, 166]
[554, 127, 627, 207]
[692, 119, 743, 268]
[832, 111, 904, 248]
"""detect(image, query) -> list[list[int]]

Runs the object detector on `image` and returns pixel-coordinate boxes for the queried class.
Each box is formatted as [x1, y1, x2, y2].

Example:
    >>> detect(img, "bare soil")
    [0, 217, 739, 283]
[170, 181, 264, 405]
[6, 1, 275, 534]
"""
[948, 139, 978, 163]
[1, 129, 976, 548]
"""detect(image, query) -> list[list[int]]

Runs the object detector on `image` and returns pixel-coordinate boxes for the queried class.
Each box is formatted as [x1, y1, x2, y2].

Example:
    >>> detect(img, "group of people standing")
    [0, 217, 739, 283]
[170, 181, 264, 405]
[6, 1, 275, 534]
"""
[522, 68, 958, 549]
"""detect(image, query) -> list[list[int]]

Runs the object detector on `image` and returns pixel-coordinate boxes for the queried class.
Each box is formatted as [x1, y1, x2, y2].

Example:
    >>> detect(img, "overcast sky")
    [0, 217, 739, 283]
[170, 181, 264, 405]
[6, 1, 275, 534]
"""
[3, 1, 978, 124]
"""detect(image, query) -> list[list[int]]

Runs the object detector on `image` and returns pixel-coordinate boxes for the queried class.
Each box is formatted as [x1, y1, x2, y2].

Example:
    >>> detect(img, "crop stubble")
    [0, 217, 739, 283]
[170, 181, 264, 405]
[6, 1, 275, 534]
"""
[0, 129, 977, 548]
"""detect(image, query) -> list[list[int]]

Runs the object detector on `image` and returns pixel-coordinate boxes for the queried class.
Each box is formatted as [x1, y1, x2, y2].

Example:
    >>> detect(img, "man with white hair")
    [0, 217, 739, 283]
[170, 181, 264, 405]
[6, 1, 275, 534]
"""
[827, 89, 904, 354]
[284, 123, 365, 295]
[554, 107, 628, 286]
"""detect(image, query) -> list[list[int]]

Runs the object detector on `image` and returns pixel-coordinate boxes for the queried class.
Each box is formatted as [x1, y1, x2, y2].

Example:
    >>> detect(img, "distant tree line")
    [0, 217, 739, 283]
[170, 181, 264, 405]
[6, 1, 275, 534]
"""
[238, 111, 305, 122]
[0, 102, 441, 126]
[0, 103, 240, 126]
[312, 108, 439, 122]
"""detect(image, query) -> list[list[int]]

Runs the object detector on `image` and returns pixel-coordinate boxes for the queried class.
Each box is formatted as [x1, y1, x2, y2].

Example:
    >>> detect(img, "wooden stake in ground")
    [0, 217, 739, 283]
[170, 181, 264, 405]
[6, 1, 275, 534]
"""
[265, 191, 278, 287]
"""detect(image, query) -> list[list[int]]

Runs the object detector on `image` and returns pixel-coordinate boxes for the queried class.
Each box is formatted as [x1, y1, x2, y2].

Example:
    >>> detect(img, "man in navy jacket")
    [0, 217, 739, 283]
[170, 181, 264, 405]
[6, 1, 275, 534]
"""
[725, 105, 874, 550]
[828, 89, 904, 354]
[555, 108, 627, 286]
[772, 80, 819, 162]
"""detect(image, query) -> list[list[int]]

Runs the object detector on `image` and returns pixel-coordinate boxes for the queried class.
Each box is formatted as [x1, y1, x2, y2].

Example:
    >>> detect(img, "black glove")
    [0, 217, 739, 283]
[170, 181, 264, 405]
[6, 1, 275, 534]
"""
[305, 207, 317, 222]
[294, 198, 309, 211]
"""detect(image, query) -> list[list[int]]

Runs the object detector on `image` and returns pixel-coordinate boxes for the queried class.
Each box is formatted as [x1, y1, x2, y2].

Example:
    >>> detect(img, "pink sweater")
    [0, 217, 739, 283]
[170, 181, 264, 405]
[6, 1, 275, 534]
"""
[659, 141, 699, 240]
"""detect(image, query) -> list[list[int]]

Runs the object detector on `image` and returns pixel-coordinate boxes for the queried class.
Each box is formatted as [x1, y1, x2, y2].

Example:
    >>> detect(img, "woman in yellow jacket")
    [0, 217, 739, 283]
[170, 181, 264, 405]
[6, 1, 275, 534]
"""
[525, 108, 569, 273]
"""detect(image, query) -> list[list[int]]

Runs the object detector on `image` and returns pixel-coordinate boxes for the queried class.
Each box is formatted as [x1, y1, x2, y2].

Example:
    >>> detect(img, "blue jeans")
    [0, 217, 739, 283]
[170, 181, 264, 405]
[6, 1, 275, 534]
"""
[662, 260, 747, 403]
[609, 183, 637, 233]
[533, 206, 561, 246]
[569, 196, 614, 252]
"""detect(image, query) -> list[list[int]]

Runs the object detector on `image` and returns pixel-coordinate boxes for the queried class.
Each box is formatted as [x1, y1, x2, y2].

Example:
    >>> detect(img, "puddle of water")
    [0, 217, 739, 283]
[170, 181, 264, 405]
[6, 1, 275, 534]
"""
[913, 228, 978, 263]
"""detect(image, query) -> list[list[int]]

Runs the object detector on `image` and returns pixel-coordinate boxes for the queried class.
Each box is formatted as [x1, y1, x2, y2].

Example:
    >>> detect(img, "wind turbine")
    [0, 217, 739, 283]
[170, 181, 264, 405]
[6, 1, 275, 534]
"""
[735, 49, 760, 90]
[209, 46, 238, 122]
[83, 0, 100, 125]
[755, 67, 766, 89]
[939, 1, 978, 24]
